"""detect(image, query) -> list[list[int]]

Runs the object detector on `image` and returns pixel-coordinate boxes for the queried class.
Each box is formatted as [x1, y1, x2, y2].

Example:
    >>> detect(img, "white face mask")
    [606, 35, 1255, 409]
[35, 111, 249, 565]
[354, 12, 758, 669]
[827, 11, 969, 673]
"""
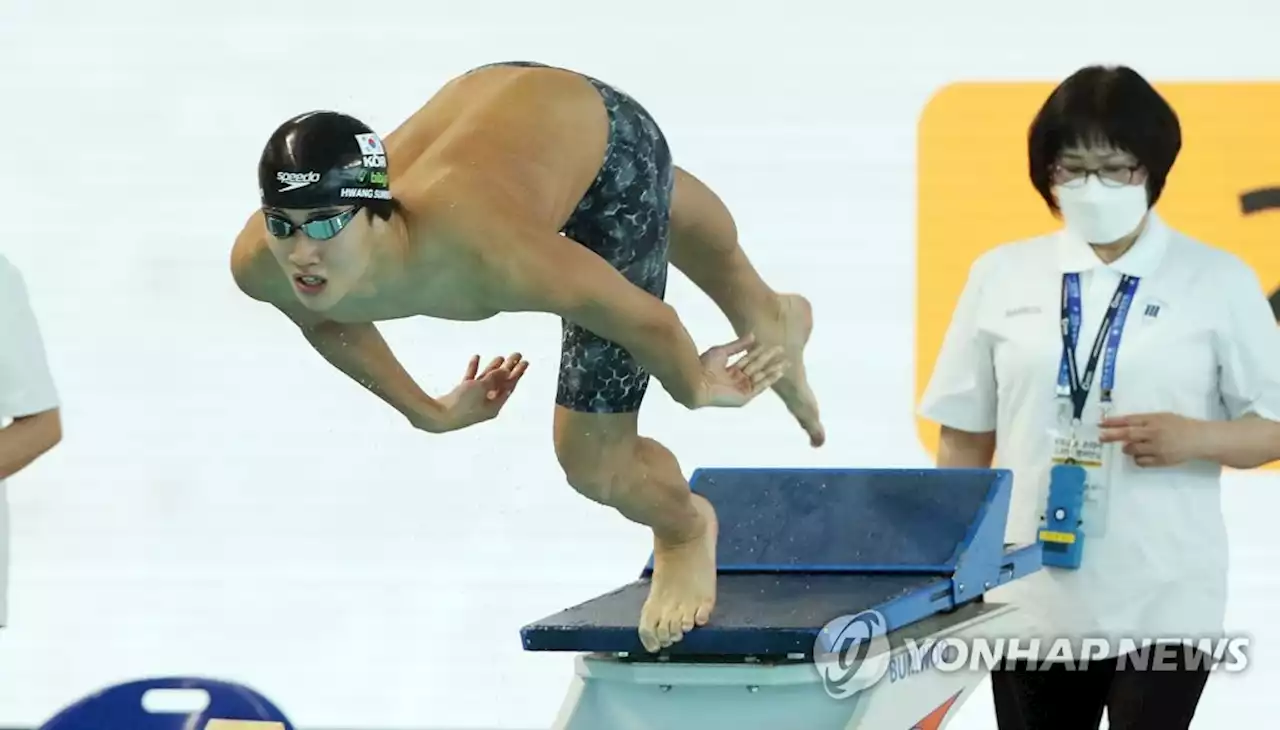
[1054, 177, 1150, 245]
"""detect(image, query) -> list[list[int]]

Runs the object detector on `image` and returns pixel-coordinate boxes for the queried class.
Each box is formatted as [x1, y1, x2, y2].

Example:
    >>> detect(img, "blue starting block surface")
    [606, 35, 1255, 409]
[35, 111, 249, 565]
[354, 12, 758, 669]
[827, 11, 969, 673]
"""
[521, 468, 1041, 658]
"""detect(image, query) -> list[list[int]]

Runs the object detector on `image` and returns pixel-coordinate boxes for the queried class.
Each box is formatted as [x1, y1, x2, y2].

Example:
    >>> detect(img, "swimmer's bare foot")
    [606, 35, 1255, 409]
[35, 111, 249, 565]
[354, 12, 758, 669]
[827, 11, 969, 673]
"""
[638, 494, 718, 653]
[746, 293, 824, 447]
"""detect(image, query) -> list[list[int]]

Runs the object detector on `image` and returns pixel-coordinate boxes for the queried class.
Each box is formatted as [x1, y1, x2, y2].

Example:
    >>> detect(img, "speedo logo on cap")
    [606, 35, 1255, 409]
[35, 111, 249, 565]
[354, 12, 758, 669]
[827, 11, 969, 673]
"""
[276, 170, 321, 192]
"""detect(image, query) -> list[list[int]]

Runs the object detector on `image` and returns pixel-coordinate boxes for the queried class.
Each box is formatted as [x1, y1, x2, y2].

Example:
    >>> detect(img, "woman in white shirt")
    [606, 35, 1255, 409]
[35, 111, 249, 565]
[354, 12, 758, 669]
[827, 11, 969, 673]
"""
[0, 252, 61, 627]
[920, 64, 1280, 730]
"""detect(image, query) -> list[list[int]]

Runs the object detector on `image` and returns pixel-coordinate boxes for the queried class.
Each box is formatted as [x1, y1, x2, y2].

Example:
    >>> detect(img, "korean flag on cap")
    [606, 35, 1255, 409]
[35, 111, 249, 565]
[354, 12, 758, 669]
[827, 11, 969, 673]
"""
[355, 133, 385, 155]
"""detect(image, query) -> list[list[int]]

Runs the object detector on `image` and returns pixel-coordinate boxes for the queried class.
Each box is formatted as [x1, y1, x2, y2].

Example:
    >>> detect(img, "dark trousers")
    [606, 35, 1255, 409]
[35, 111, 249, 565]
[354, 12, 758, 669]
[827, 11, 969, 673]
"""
[991, 647, 1211, 729]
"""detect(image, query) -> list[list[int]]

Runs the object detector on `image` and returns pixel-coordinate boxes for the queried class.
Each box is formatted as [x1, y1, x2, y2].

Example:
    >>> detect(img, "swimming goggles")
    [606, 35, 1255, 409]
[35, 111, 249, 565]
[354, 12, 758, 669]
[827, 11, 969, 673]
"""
[263, 207, 358, 241]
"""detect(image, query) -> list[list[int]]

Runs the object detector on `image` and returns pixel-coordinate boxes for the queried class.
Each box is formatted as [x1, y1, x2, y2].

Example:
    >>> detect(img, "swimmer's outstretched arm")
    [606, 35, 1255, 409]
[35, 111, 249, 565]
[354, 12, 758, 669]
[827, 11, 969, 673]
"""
[231, 251, 453, 432]
[293, 319, 453, 431]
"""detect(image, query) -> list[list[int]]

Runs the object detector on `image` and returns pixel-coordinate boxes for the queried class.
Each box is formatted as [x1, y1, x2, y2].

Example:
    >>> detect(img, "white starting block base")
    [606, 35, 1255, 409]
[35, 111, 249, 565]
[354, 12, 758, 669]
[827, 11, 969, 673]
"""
[551, 601, 1029, 730]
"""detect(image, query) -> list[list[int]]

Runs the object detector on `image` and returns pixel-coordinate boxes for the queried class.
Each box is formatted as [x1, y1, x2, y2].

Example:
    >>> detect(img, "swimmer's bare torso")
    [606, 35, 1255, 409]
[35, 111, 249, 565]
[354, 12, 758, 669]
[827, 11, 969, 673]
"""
[232, 64, 617, 326]
[233, 61, 819, 653]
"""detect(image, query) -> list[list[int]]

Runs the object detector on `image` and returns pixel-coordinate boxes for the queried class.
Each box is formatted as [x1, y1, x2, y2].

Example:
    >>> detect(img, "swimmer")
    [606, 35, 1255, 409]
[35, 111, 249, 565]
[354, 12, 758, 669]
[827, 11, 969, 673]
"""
[230, 61, 824, 653]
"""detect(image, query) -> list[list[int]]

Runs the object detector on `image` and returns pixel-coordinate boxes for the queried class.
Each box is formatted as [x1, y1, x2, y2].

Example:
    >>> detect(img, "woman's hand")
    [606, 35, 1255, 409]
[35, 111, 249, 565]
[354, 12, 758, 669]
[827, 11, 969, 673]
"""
[1099, 412, 1204, 467]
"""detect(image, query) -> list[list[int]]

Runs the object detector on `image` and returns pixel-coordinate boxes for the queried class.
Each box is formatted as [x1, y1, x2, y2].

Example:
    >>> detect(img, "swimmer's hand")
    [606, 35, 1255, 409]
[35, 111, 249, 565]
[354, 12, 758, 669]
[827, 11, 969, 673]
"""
[421, 353, 527, 432]
[694, 334, 787, 408]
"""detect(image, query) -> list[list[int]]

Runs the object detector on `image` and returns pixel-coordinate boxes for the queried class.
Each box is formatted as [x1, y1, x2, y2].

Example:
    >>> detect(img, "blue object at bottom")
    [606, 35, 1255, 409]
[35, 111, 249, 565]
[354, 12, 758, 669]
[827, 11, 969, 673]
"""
[38, 677, 293, 730]
[1040, 464, 1086, 569]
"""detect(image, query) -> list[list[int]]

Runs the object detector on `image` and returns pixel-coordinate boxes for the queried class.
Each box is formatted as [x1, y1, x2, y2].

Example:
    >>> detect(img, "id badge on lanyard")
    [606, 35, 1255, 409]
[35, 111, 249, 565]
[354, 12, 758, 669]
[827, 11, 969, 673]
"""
[1050, 272, 1139, 539]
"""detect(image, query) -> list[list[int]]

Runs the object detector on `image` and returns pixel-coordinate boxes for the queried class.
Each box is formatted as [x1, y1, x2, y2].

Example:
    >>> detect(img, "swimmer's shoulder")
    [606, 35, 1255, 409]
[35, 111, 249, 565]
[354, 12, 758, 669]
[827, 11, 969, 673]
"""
[229, 219, 330, 326]
[395, 169, 546, 305]
[230, 212, 274, 302]
[230, 213, 313, 320]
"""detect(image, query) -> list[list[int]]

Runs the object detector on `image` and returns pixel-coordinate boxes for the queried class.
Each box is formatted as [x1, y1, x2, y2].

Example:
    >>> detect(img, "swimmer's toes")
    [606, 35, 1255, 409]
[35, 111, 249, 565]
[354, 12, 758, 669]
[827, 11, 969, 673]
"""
[774, 377, 824, 445]
[810, 425, 826, 448]
[638, 623, 660, 653]
[801, 404, 826, 446]
[654, 625, 670, 648]
[765, 294, 823, 444]
[666, 614, 686, 645]
[638, 602, 662, 652]
[681, 610, 696, 633]
[696, 594, 715, 626]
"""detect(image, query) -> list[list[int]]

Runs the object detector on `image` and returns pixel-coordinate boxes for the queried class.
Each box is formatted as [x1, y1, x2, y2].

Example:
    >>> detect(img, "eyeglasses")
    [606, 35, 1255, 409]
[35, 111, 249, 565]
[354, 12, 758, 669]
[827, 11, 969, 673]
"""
[263, 207, 358, 241]
[1051, 164, 1143, 188]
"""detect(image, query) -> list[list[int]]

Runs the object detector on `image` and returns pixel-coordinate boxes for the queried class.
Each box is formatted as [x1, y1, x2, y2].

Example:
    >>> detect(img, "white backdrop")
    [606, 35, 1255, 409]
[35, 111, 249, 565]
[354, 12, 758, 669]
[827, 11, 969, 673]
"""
[1, 0, 1278, 727]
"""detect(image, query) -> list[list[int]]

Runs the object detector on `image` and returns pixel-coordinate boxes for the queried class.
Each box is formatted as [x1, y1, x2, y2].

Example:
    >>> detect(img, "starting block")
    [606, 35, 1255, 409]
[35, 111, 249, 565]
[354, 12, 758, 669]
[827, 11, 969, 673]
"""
[521, 468, 1042, 729]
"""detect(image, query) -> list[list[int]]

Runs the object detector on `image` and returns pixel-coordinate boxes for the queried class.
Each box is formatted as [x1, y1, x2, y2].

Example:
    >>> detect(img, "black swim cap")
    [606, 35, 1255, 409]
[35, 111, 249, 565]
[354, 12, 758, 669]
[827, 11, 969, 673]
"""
[258, 111, 392, 209]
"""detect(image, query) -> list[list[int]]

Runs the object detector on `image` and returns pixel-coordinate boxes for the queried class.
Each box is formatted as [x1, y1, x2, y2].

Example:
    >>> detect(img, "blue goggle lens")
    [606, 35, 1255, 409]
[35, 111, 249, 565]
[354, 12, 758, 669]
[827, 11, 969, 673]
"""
[264, 208, 357, 241]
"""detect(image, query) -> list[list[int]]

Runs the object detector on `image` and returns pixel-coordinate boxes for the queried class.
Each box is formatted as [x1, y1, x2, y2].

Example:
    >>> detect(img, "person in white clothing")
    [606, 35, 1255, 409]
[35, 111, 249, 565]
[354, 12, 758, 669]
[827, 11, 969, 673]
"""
[0, 253, 61, 625]
[920, 65, 1280, 730]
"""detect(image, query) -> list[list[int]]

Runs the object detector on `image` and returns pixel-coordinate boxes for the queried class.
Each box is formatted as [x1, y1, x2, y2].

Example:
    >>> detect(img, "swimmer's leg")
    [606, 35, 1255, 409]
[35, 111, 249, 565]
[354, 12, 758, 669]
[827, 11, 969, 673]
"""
[550, 73, 720, 651]
[669, 166, 824, 446]
[553, 407, 717, 653]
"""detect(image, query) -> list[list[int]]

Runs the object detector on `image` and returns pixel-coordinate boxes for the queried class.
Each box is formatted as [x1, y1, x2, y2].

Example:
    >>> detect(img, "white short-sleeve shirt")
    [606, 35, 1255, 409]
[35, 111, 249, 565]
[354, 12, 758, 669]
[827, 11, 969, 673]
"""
[920, 212, 1280, 656]
[0, 252, 60, 626]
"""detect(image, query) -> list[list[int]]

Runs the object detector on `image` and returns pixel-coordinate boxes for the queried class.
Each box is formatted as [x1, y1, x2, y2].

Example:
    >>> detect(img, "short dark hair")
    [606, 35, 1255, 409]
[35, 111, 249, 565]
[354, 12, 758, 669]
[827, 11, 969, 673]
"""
[1027, 65, 1181, 212]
